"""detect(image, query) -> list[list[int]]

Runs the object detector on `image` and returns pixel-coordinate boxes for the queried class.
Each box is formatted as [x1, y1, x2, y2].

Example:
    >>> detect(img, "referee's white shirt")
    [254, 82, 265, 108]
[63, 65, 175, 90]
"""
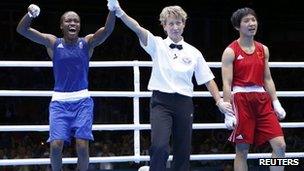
[140, 31, 215, 97]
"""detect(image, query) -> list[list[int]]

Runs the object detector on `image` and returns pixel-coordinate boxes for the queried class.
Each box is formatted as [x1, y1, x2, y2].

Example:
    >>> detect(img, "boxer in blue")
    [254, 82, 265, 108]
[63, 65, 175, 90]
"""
[17, 4, 115, 171]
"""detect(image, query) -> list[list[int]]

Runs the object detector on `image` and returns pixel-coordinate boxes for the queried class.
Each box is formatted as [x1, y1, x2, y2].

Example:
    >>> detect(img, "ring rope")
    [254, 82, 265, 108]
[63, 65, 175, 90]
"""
[1, 61, 304, 68]
[0, 122, 304, 132]
[0, 90, 304, 97]
[1, 60, 303, 166]
[0, 152, 303, 166]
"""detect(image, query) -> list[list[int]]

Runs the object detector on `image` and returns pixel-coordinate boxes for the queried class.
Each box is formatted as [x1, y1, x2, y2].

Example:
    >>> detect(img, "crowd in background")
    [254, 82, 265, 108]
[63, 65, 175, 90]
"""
[0, 129, 303, 170]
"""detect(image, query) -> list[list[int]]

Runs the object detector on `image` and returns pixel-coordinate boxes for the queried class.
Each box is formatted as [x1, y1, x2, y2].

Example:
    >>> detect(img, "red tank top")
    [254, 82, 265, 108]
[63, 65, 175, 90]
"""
[229, 40, 265, 86]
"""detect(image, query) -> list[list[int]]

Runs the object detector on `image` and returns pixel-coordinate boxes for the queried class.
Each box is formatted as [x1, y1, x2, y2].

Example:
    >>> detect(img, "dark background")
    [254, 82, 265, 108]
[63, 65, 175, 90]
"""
[0, 0, 303, 170]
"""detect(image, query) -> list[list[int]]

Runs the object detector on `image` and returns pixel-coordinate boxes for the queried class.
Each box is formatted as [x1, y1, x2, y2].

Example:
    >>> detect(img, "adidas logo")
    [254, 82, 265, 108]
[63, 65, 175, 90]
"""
[236, 134, 243, 140]
[57, 43, 64, 48]
[236, 55, 244, 60]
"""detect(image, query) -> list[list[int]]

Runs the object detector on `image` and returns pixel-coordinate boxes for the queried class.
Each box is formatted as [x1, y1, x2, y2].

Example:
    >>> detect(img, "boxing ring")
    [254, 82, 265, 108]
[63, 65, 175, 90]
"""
[0, 61, 303, 166]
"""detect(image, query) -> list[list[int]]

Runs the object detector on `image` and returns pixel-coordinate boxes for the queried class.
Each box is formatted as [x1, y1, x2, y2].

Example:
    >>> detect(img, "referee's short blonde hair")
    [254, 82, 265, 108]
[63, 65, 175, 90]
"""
[159, 6, 187, 26]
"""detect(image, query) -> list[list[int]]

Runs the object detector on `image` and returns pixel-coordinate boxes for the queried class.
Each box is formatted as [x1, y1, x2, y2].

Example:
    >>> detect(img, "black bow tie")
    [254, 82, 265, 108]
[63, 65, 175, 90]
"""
[169, 43, 183, 50]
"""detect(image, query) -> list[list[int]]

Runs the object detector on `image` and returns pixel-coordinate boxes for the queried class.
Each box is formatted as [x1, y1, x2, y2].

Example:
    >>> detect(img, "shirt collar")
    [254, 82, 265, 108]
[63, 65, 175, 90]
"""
[164, 37, 185, 47]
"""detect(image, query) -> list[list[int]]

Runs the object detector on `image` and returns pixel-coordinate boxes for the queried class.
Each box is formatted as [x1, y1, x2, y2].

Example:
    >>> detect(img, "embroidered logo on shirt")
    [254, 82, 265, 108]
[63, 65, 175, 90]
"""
[236, 134, 243, 140]
[57, 43, 64, 48]
[79, 42, 83, 49]
[236, 55, 244, 60]
[182, 57, 192, 65]
[257, 51, 263, 59]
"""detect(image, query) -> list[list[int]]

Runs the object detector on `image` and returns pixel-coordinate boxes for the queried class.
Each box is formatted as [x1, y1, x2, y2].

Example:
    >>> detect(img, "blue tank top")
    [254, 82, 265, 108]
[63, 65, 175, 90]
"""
[52, 38, 90, 92]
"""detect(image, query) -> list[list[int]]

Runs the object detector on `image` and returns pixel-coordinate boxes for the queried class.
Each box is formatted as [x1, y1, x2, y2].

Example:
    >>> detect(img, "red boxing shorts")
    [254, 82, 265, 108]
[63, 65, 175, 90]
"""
[228, 92, 283, 146]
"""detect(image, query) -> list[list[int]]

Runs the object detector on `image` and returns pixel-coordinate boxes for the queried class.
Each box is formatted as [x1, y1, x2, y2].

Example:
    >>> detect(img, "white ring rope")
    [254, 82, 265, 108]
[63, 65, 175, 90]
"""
[0, 122, 304, 132]
[1, 60, 303, 166]
[0, 152, 303, 166]
[0, 90, 304, 97]
[1, 61, 304, 68]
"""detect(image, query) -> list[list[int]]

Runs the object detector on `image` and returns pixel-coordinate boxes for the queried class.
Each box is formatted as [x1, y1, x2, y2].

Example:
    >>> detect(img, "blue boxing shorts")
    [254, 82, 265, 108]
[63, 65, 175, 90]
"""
[47, 97, 94, 144]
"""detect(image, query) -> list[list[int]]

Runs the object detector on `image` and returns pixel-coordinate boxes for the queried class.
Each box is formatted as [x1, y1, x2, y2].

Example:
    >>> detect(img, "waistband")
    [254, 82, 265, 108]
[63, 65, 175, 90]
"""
[51, 89, 90, 101]
[233, 85, 265, 93]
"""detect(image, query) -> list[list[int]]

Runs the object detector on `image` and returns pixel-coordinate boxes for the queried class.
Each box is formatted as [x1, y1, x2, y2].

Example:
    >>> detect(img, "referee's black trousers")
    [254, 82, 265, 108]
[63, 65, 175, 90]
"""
[149, 91, 193, 171]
